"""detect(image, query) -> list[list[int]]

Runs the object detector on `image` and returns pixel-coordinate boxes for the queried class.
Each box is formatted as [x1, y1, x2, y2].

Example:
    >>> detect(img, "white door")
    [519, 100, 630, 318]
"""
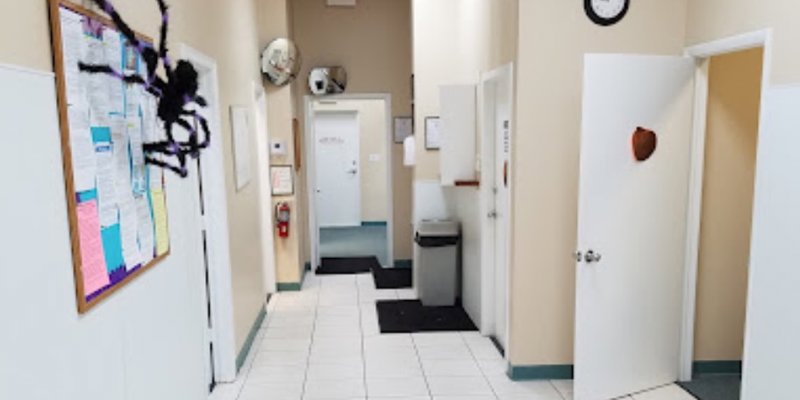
[315, 111, 361, 227]
[493, 71, 512, 350]
[741, 86, 800, 400]
[575, 54, 695, 400]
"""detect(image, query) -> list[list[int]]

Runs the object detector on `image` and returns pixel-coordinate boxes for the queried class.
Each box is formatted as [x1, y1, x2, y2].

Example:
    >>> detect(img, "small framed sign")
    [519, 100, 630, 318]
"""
[394, 116, 413, 143]
[425, 116, 441, 150]
[270, 165, 294, 196]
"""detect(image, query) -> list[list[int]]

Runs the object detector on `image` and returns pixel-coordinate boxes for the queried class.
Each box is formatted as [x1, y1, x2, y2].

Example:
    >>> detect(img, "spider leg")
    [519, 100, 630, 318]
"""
[155, 0, 173, 71]
[174, 117, 201, 159]
[88, 0, 145, 53]
[182, 109, 212, 149]
[145, 156, 188, 178]
[78, 62, 147, 86]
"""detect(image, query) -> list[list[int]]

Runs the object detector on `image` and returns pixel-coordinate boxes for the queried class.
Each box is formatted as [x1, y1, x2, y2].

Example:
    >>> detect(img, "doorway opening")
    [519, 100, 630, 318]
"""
[480, 63, 514, 354]
[678, 37, 769, 400]
[305, 95, 394, 271]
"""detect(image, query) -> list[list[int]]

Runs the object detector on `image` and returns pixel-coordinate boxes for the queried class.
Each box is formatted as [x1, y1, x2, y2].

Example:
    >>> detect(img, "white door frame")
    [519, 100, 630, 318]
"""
[679, 29, 773, 381]
[304, 93, 394, 268]
[178, 44, 237, 383]
[253, 83, 277, 295]
[479, 63, 514, 352]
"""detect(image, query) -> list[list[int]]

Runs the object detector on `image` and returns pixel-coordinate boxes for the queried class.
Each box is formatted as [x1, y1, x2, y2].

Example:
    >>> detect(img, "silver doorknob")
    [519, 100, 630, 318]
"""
[488, 211, 498, 219]
[347, 169, 358, 175]
[573, 251, 583, 262]
[584, 250, 602, 263]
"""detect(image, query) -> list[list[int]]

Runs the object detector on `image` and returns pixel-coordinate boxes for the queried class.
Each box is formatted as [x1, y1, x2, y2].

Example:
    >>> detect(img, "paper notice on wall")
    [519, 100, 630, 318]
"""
[68, 106, 97, 192]
[151, 189, 169, 256]
[85, 38, 111, 127]
[95, 138, 118, 227]
[119, 197, 142, 271]
[127, 117, 147, 195]
[60, 9, 87, 106]
[76, 200, 111, 296]
[135, 196, 155, 264]
[126, 85, 142, 118]
[103, 29, 124, 114]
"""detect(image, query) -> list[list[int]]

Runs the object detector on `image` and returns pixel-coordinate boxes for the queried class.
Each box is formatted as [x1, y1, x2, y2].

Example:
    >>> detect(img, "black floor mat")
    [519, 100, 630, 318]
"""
[678, 375, 741, 400]
[316, 257, 379, 275]
[376, 300, 478, 333]
[371, 266, 412, 289]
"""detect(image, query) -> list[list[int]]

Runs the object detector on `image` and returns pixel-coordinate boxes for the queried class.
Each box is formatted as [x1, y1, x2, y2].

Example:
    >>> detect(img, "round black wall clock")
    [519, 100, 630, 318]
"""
[584, 0, 630, 26]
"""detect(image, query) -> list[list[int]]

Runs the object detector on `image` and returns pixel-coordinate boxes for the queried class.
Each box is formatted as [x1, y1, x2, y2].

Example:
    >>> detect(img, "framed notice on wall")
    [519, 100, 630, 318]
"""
[394, 116, 413, 143]
[49, 0, 171, 313]
[425, 116, 442, 150]
[271, 165, 294, 196]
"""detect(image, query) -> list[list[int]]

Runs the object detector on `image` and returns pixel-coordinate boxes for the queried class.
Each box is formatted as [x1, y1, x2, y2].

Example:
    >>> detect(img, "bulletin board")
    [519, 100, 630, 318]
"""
[49, 0, 171, 313]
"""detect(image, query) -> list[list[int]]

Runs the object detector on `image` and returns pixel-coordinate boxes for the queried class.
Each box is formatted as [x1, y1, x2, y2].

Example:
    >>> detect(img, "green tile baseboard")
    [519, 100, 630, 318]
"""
[693, 360, 742, 376]
[277, 282, 302, 291]
[236, 305, 266, 372]
[394, 259, 413, 269]
[507, 364, 574, 381]
[361, 221, 388, 227]
[278, 265, 308, 292]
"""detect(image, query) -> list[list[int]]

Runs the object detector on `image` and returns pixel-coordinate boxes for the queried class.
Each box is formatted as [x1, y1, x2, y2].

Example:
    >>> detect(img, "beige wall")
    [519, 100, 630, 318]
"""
[257, 0, 305, 284]
[686, 0, 800, 85]
[315, 100, 390, 222]
[694, 48, 762, 362]
[510, 0, 689, 366]
[0, 0, 280, 353]
[291, 0, 413, 263]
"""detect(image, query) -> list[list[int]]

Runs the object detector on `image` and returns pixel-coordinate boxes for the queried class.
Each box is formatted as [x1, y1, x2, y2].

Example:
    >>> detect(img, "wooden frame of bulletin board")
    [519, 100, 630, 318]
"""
[49, 0, 171, 313]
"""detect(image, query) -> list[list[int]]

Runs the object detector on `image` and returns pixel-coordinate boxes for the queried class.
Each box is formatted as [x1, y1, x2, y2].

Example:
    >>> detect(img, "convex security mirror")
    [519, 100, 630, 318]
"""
[308, 67, 348, 95]
[261, 38, 302, 86]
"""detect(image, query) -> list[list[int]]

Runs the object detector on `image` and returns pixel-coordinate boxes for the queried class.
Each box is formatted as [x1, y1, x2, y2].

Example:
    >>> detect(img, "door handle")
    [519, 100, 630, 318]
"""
[584, 250, 602, 264]
[347, 169, 358, 175]
[488, 210, 498, 219]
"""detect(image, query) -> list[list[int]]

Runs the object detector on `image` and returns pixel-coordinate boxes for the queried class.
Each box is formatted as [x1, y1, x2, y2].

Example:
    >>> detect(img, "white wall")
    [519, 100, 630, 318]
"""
[0, 67, 207, 399]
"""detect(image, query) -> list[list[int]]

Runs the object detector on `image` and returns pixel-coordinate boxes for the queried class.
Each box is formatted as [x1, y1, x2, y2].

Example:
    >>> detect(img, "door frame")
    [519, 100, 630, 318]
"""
[679, 29, 773, 381]
[479, 63, 514, 352]
[178, 44, 237, 383]
[253, 83, 277, 295]
[304, 93, 394, 268]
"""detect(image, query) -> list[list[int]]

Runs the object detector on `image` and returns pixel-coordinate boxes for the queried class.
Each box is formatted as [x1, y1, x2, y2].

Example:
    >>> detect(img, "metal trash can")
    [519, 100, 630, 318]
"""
[415, 220, 460, 306]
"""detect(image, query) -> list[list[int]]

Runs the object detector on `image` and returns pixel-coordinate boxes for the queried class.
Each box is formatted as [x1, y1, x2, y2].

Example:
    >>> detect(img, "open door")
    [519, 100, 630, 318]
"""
[575, 54, 695, 400]
[741, 86, 800, 400]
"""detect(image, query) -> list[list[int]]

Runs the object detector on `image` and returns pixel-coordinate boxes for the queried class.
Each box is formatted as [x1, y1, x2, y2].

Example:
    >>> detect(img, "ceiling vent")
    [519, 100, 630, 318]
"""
[327, 0, 356, 7]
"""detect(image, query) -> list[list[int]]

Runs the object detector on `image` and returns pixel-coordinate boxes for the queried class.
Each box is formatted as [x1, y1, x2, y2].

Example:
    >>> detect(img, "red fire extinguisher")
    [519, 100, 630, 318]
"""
[276, 202, 291, 238]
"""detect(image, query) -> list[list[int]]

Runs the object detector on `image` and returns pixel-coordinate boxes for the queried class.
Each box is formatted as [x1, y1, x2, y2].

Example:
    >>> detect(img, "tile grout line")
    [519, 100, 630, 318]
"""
[356, 274, 370, 399]
[547, 379, 568, 400]
[411, 332, 435, 400]
[460, 332, 500, 400]
[300, 276, 322, 400]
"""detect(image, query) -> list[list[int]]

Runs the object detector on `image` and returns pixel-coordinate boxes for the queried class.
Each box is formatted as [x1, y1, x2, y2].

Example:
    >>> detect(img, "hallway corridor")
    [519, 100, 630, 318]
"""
[209, 273, 695, 400]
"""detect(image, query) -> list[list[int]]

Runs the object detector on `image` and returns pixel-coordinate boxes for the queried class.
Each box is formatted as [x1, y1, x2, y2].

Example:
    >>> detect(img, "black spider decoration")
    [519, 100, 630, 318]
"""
[78, 0, 209, 178]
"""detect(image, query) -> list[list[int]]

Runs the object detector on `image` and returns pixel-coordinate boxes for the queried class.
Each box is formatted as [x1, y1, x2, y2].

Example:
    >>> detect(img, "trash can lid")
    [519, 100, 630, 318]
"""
[417, 220, 460, 237]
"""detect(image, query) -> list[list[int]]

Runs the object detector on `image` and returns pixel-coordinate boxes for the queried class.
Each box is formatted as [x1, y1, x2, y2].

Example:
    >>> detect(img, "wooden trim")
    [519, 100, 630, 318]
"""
[293, 118, 302, 171]
[49, 0, 168, 314]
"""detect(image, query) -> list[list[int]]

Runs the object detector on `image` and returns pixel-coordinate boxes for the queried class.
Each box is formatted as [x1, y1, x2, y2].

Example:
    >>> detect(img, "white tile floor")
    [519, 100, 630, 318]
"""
[210, 273, 695, 400]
